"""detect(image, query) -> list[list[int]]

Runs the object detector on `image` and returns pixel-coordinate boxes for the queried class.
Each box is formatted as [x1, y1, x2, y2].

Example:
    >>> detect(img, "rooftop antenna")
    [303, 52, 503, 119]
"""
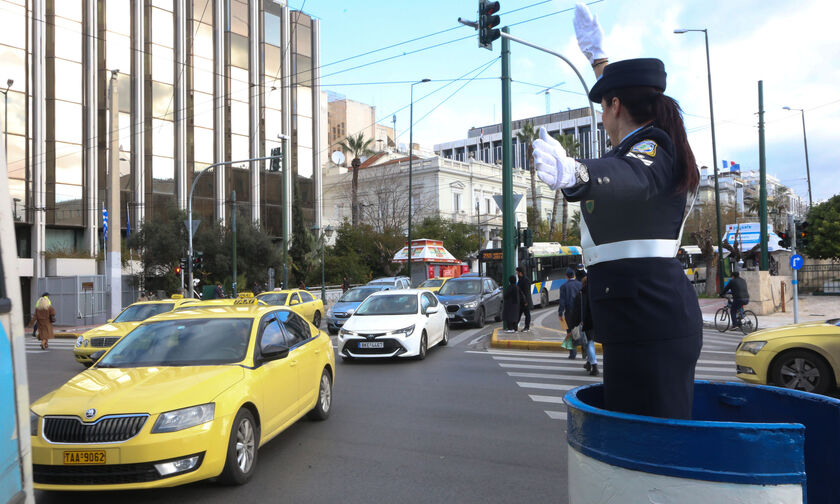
[535, 81, 566, 115]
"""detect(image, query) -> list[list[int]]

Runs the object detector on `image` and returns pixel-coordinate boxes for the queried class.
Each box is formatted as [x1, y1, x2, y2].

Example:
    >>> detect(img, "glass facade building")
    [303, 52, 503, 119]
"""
[2, 0, 322, 299]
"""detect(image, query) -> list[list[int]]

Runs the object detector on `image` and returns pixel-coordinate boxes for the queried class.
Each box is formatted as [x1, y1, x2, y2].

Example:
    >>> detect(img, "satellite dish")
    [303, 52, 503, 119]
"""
[331, 151, 346, 165]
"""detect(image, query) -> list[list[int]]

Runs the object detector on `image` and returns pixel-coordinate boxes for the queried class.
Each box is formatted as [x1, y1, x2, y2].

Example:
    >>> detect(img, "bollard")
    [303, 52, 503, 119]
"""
[565, 381, 840, 503]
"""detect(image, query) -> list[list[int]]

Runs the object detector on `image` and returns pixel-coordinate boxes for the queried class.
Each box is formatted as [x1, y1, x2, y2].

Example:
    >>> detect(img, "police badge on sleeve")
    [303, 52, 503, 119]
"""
[630, 140, 657, 157]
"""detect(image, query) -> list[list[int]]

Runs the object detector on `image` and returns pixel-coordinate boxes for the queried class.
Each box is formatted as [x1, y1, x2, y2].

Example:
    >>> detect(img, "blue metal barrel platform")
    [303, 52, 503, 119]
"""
[564, 381, 840, 503]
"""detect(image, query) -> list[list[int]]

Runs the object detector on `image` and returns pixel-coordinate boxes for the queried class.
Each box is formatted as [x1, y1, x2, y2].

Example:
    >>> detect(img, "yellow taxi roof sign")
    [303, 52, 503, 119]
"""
[171, 294, 184, 299]
[238, 292, 254, 298]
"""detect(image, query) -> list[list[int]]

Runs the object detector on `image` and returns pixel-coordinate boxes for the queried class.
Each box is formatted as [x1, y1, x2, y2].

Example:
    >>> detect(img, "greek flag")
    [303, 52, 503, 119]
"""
[102, 203, 109, 245]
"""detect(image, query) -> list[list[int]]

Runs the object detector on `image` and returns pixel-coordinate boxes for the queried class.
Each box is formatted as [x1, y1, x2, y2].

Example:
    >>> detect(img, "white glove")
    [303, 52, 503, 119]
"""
[532, 127, 577, 190]
[573, 3, 606, 65]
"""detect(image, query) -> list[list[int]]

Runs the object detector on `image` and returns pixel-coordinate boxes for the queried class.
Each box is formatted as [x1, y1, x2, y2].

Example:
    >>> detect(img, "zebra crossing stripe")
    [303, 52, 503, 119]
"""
[517, 382, 576, 391]
[529, 394, 565, 404]
[545, 411, 567, 420]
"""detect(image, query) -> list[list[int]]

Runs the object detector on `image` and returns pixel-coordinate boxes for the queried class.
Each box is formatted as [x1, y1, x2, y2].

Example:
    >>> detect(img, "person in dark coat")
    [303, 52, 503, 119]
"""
[502, 275, 521, 332]
[515, 266, 532, 331]
[566, 276, 598, 376]
[720, 270, 750, 327]
[557, 268, 583, 359]
[530, 4, 702, 419]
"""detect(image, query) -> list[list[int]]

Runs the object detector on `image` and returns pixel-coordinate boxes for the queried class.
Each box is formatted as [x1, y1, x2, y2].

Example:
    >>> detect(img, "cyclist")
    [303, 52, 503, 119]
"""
[720, 270, 750, 328]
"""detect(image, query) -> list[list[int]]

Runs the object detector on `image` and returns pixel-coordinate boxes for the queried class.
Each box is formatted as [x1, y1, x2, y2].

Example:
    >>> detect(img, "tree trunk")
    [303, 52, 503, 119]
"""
[549, 189, 560, 234]
[561, 197, 568, 242]
[351, 158, 360, 227]
[704, 255, 718, 296]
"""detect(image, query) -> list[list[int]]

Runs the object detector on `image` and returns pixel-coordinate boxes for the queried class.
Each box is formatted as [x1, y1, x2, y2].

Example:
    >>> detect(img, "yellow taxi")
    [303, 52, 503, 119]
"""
[73, 297, 199, 366]
[30, 303, 335, 490]
[257, 289, 324, 327]
[417, 277, 451, 293]
[736, 318, 840, 395]
[172, 293, 268, 311]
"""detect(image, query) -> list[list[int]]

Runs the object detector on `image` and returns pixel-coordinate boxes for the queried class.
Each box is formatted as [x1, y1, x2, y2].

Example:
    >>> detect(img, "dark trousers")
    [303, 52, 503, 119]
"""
[730, 299, 747, 326]
[518, 304, 531, 329]
[601, 335, 702, 420]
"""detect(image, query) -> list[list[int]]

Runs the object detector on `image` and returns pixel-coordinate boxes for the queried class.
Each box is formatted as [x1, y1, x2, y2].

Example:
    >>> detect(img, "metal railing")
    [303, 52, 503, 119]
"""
[797, 264, 840, 294]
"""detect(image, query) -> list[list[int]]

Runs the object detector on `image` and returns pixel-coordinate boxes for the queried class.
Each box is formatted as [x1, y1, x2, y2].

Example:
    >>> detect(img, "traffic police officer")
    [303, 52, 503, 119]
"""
[531, 4, 702, 419]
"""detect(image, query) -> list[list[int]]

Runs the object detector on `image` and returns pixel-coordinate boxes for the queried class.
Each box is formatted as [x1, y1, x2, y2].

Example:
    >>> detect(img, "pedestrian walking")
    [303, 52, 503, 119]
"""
[502, 275, 520, 332]
[566, 276, 599, 376]
[557, 268, 583, 359]
[341, 276, 350, 293]
[29, 293, 56, 350]
[136, 291, 148, 302]
[530, 3, 702, 419]
[515, 266, 532, 331]
[298, 280, 306, 290]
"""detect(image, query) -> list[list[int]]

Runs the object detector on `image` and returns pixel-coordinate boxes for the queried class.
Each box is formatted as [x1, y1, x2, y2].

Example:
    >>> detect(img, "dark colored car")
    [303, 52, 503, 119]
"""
[326, 285, 391, 334]
[436, 277, 502, 328]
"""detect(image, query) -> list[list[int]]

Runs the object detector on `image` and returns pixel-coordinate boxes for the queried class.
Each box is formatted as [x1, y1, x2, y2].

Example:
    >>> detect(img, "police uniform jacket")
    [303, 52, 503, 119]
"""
[562, 124, 702, 344]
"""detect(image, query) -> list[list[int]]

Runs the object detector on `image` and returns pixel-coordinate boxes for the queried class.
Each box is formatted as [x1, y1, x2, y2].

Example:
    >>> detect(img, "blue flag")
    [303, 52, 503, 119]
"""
[102, 203, 109, 245]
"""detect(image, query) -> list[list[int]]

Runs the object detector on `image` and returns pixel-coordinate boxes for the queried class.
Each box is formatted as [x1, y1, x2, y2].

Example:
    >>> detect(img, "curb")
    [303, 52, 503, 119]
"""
[490, 327, 603, 353]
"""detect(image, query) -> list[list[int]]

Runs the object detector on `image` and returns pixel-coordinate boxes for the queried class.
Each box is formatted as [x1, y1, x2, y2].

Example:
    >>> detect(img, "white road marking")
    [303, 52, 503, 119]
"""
[545, 411, 567, 420]
[449, 327, 483, 347]
[517, 382, 576, 391]
[469, 334, 487, 346]
[529, 394, 565, 404]
[508, 372, 602, 382]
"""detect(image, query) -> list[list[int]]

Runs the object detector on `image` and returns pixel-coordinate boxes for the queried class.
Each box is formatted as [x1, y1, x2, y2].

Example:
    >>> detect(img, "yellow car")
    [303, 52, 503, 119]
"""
[257, 289, 324, 327]
[417, 277, 451, 293]
[736, 318, 840, 395]
[73, 298, 199, 366]
[30, 303, 335, 490]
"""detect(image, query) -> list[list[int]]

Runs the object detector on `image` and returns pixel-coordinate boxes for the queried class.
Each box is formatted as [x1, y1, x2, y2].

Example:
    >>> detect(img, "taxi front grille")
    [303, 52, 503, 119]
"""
[33, 453, 204, 485]
[89, 337, 120, 347]
[43, 415, 148, 444]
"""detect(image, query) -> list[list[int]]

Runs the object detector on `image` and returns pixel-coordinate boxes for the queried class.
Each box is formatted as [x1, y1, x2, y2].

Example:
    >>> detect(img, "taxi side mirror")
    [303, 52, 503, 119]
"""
[259, 344, 290, 362]
[107, 319, 113, 323]
[290, 299, 299, 306]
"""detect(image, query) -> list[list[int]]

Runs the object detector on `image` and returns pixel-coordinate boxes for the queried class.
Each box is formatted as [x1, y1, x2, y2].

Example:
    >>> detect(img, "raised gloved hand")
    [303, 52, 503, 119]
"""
[573, 3, 606, 65]
[532, 127, 577, 190]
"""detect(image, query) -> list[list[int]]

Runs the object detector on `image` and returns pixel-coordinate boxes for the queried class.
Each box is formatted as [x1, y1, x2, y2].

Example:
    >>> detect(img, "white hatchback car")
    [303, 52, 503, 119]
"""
[337, 289, 448, 360]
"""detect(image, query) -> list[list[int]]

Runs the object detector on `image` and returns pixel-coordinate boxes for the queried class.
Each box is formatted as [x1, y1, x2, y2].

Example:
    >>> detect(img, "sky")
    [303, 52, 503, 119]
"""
[301, 0, 839, 203]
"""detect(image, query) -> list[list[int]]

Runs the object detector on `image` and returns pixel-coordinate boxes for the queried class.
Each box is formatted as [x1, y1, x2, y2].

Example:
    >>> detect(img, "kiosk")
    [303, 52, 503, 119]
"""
[393, 239, 467, 287]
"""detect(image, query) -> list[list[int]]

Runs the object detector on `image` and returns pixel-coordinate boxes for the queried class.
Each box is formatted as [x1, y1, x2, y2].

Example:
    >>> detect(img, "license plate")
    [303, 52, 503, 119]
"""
[358, 341, 384, 349]
[64, 450, 106, 465]
[448, 313, 455, 318]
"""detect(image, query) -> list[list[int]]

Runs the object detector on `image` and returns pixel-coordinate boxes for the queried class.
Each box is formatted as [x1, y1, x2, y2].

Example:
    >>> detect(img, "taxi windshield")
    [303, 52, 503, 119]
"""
[338, 287, 381, 303]
[97, 318, 252, 367]
[113, 303, 175, 323]
[420, 279, 443, 288]
[439, 280, 481, 296]
[355, 294, 418, 316]
[258, 292, 288, 305]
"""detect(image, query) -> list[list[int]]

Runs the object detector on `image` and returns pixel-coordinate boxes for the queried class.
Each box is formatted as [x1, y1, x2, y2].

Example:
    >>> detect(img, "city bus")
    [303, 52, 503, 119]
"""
[478, 242, 583, 308]
[677, 245, 707, 284]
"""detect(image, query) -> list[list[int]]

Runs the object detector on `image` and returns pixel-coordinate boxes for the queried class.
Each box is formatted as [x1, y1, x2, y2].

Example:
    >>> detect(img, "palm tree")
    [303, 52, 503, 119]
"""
[336, 132, 374, 227]
[515, 122, 539, 227]
[552, 133, 580, 240]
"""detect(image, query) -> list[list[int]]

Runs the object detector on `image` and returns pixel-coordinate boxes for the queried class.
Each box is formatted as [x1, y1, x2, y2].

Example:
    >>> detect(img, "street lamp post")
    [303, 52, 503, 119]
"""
[782, 106, 813, 208]
[675, 28, 725, 291]
[311, 224, 333, 303]
[408, 78, 430, 287]
[1, 79, 13, 165]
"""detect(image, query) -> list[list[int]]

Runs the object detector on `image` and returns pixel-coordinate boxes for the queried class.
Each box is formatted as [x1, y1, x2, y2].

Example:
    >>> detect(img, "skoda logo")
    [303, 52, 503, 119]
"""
[84, 408, 96, 419]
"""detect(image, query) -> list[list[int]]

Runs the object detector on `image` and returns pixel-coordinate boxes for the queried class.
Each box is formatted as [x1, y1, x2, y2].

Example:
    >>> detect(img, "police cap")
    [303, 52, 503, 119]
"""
[588, 58, 666, 103]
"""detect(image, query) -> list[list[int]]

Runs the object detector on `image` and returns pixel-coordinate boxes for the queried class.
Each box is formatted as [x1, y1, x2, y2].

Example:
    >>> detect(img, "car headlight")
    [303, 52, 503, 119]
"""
[30, 410, 39, 436]
[739, 341, 767, 355]
[326, 307, 334, 317]
[75, 336, 84, 348]
[151, 403, 215, 433]
[392, 325, 415, 338]
[462, 301, 478, 309]
[345, 308, 355, 315]
[339, 328, 355, 338]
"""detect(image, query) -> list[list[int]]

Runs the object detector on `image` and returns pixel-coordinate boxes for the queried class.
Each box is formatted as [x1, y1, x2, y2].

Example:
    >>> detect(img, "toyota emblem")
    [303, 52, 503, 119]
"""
[84, 408, 96, 419]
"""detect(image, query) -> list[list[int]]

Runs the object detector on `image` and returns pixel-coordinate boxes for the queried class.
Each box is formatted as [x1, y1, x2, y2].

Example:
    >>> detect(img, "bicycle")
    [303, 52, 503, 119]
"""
[714, 294, 758, 334]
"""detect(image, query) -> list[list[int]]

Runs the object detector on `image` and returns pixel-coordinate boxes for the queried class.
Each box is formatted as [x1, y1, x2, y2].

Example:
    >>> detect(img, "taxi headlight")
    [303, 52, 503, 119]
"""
[30, 411, 39, 436]
[152, 403, 215, 433]
[739, 341, 767, 355]
[75, 336, 84, 348]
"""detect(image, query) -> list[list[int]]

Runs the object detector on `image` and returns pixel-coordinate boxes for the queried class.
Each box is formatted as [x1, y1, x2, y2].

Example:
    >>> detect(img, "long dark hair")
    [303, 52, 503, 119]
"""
[603, 86, 699, 194]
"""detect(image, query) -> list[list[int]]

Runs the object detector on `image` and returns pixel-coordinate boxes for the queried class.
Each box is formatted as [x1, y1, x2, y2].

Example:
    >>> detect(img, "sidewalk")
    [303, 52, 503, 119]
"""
[698, 294, 839, 329]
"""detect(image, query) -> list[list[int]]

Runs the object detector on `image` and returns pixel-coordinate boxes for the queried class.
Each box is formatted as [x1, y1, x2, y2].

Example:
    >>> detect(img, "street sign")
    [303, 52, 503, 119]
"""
[790, 254, 804, 270]
[492, 193, 523, 213]
[81, 282, 94, 291]
[184, 219, 201, 235]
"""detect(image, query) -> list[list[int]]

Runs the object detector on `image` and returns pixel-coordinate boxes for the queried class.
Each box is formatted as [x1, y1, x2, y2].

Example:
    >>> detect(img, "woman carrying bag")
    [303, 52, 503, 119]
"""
[565, 276, 598, 376]
[29, 293, 56, 350]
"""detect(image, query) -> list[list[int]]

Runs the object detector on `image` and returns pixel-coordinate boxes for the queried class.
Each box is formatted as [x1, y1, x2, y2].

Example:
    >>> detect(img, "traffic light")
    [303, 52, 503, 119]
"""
[270, 146, 282, 172]
[523, 228, 534, 247]
[478, 1, 501, 50]
[193, 252, 204, 272]
[798, 221, 810, 249]
[777, 231, 791, 249]
[174, 265, 182, 276]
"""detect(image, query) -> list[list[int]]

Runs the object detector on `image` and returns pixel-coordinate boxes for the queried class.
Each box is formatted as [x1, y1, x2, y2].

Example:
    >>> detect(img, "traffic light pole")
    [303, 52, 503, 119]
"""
[790, 215, 799, 323]
[501, 28, 515, 288]
[187, 155, 280, 298]
[758, 80, 769, 271]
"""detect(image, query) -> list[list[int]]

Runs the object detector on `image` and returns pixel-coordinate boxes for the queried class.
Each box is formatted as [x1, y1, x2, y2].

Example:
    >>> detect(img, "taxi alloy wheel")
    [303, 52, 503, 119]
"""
[308, 369, 332, 421]
[771, 350, 834, 395]
[219, 408, 258, 485]
[313, 311, 321, 328]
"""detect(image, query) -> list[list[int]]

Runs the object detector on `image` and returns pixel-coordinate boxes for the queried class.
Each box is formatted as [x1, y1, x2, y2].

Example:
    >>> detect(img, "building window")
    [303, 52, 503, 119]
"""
[453, 192, 461, 213]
